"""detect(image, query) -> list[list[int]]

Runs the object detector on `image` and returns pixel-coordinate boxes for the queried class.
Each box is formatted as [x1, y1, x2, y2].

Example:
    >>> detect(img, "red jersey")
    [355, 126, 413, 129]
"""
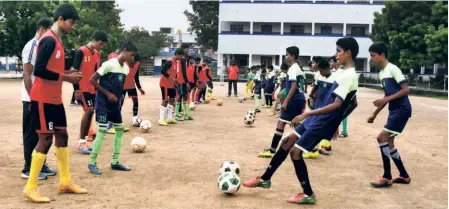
[198, 64, 207, 81]
[228, 66, 239, 80]
[177, 61, 189, 84]
[160, 59, 178, 88]
[30, 31, 65, 104]
[108, 52, 119, 60]
[78, 46, 99, 94]
[124, 61, 140, 90]
[186, 64, 196, 83]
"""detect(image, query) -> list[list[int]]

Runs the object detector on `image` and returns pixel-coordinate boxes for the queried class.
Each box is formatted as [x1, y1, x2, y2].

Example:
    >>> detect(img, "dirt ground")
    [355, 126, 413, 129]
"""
[0, 77, 447, 209]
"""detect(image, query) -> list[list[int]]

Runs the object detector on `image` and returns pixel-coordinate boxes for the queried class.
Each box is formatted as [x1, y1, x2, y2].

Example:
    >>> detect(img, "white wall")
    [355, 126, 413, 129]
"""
[219, 3, 384, 24]
[218, 34, 373, 58]
[253, 22, 282, 33]
[283, 23, 313, 34]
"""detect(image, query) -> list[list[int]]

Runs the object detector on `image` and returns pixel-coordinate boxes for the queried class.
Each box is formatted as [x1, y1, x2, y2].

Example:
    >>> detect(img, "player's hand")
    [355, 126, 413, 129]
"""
[68, 67, 78, 74]
[373, 98, 387, 107]
[139, 88, 145, 95]
[107, 93, 118, 103]
[291, 113, 307, 127]
[281, 101, 288, 112]
[367, 115, 376, 123]
[63, 72, 83, 84]
[74, 92, 81, 102]
[272, 94, 276, 100]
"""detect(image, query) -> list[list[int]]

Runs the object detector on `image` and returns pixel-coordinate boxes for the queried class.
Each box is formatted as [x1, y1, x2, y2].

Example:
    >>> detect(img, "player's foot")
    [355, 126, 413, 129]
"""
[318, 147, 330, 155]
[111, 163, 131, 171]
[165, 119, 177, 124]
[255, 109, 261, 113]
[287, 193, 317, 204]
[57, 183, 88, 194]
[41, 164, 57, 176]
[339, 132, 348, 138]
[370, 176, 393, 188]
[158, 120, 169, 126]
[124, 127, 130, 132]
[268, 111, 276, 116]
[184, 116, 193, 120]
[23, 188, 50, 203]
[243, 177, 271, 189]
[392, 176, 411, 184]
[258, 149, 275, 158]
[88, 164, 102, 175]
[303, 150, 320, 159]
[228, 95, 231, 97]
[77, 140, 91, 154]
[21, 171, 48, 180]
[175, 115, 184, 121]
[234, 94, 238, 97]
[107, 127, 116, 134]
[86, 140, 94, 151]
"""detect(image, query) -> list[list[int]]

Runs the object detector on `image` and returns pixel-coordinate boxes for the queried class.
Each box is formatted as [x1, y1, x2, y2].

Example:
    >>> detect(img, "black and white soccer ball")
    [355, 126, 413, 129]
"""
[217, 171, 241, 194]
[247, 109, 256, 117]
[219, 160, 240, 176]
[132, 116, 142, 127]
[244, 114, 255, 126]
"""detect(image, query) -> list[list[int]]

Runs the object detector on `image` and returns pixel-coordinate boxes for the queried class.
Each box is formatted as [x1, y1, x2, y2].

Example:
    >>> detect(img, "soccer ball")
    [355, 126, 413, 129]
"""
[132, 116, 142, 127]
[238, 96, 245, 103]
[219, 160, 240, 176]
[140, 120, 151, 133]
[244, 114, 255, 126]
[205, 98, 211, 104]
[189, 102, 196, 110]
[217, 99, 223, 106]
[131, 137, 147, 153]
[247, 109, 256, 117]
[217, 172, 241, 194]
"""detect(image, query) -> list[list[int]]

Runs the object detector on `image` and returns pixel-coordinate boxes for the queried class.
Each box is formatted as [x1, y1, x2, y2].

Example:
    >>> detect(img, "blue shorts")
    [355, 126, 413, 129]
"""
[293, 123, 324, 152]
[279, 94, 305, 124]
[384, 112, 410, 136]
[95, 96, 122, 124]
[254, 87, 262, 95]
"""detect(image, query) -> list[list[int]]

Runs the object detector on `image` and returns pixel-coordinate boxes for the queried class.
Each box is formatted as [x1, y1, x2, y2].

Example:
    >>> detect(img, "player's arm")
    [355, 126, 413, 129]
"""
[34, 36, 81, 84]
[71, 49, 83, 91]
[206, 68, 212, 80]
[161, 61, 172, 78]
[89, 63, 117, 102]
[194, 65, 199, 82]
[22, 42, 35, 96]
[181, 61, 189, 83]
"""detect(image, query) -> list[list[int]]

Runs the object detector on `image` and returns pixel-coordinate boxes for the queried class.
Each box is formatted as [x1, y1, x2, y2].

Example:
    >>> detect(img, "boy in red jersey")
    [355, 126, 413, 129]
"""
[23, 4, 87, 203]
[73, 30, 108, 154]
[175, 49, 193, 121]
[121, 54, 145, 125]
[158, 48, 185, 125]
[187, 57, 200, 109]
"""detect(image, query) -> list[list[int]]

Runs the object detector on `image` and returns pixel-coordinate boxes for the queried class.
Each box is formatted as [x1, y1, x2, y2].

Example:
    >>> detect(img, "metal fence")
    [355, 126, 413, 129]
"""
[358, 72, 448, 93]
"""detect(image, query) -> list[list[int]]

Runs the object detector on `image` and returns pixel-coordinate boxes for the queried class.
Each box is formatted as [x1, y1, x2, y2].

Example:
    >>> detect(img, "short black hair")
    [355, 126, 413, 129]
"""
[133, 53, 141, 62]
[174, 48, 185, 55]
[54, 3, 79, 22]
[330, 56, 337, 63]
[312, 56, 323, 63]
[267, 65, 273, 70]
[194, 57, 201, 62]
[120, 41, 138, 52]
[37, 18, 52, 30]
[261, 64, 266, 68]
[280, 63, 289, 70]
[181, 43, 190, 49]
[262, 69, 267, 74]
[369, 43, 388, 57]
[308, 61, 313, 67]
[286, 46, 300, 60]
[317, 58, 330, 70]
[336, 37, 359, 60]
[91, 30, 108, 42]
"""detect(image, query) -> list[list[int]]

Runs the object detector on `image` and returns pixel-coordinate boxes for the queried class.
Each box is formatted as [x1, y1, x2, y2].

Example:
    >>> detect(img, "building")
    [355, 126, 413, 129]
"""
[217, 0, 385, 72]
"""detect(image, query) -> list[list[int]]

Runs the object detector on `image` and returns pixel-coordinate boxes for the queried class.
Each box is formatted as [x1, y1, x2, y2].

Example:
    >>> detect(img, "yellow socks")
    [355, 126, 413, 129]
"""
[54, 147, 72, 186]
[24, 151, 46, 192]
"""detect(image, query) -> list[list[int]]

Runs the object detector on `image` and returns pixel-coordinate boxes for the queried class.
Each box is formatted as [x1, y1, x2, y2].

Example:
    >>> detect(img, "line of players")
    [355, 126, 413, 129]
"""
[242, 38, 412, 205]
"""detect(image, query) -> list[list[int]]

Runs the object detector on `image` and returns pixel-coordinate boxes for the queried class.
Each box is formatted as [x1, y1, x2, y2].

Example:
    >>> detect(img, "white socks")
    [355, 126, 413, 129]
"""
[167, 104, 173, 120]
[159, 106, 166, 121]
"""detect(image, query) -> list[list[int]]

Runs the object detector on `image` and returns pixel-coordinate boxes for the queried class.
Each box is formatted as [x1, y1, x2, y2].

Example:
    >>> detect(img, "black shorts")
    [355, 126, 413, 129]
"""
[189, 82, 196, 90]
[177, 84, 188, 95]
[123, 88, 138, 98]
[31, 101, 67, 133]
[160, 87, 176, 101]
[80, 92, 95, 111]
[207, 81, 214, 89]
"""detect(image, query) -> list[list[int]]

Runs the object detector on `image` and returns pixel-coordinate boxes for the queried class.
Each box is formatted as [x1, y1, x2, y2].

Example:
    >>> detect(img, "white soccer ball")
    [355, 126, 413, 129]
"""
[132, 116, 142, 127]
[189, 102, 196, 110]
[244, 114, 255, 126]
[131, 137, 147, 153]
[140, 120, 151, 133]
[217, 172, 241, 194]
[219, 160, 240, 176]
[247, 109, 256, 117]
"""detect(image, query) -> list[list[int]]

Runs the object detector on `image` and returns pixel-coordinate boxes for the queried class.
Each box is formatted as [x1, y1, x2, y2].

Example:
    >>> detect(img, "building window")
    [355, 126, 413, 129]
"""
[320, 25, 332, 35]
[275, 55, 280, 65]
[261, 56, 273, 67]
[261, 24, 272, 34]
[351, 27, 366, 36]
[230, 24, 244, 33]
[290, 25, 305, 34]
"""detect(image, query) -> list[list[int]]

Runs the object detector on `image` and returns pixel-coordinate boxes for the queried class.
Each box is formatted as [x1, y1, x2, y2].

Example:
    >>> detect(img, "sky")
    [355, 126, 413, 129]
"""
[117, 0, 192, 33]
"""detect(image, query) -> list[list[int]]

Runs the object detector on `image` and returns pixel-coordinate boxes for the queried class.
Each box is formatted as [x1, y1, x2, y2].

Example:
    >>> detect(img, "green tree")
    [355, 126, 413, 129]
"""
[123, 26, 172, 61]
[372, 1, 448, 71]
[184, 1, 219, 51]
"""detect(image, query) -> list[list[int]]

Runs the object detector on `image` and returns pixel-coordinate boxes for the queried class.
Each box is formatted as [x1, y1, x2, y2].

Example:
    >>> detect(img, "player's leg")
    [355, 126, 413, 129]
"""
[109, 110, 131, 171]
[182, 85, 193, 120]
[228, 80, 232, 96]
[258, 120, 287, 158]
[370, 129, 393, 188]
[159, 87, 169, 126]
[22, 101, 49, 180]
[77, 93, 95, 154]
[388, 137, 411, 184]
[254, 93, 261, 112]
[340, 117, 348, 137]
[175, 85, 184, 121]
[233, 80, 238, 96]
[88, 119, 108, 175]
[166, 88, 177, 124]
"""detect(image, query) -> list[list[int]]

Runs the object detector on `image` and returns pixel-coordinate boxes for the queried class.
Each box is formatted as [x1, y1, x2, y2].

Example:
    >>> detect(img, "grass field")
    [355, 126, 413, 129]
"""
[0, 77, 447, 209]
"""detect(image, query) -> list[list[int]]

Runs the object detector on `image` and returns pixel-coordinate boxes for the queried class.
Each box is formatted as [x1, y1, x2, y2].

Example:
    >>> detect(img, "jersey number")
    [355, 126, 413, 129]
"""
[48, 122, 53, 130]
[98, 115, 107, 123]
[84, 56, 91, 62]
[87, 100, 93, 106]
